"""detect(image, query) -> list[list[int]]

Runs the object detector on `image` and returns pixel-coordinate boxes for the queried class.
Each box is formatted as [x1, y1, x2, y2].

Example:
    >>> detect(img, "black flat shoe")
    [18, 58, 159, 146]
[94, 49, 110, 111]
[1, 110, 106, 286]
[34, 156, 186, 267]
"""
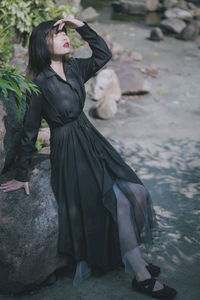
[146, 262, 161, 277]
[132, 276, 177, 299]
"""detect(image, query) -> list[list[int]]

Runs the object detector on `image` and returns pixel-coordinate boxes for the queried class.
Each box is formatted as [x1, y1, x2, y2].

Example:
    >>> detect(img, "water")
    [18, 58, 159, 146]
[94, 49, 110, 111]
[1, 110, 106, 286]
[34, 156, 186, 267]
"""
[81, 0, 163, 26]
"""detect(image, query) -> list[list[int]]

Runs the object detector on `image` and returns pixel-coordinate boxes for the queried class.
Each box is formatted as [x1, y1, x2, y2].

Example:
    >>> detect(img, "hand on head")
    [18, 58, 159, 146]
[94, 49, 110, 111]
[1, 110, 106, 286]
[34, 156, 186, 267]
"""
[53, 17, 84, 30]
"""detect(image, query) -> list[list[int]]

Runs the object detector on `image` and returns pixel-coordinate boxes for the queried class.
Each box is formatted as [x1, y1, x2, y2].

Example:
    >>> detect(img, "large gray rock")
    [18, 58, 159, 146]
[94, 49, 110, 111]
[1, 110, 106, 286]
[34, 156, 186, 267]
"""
[91, 68, 121, 120]
[107, 60, 151, 95]
[91, 68, 121, 103]
[54, 0, 81, 9]
[174, 0, 188, 10]
[177, 21, 200, 40]
[0, 94, 26, 176]
[80, 6, 99, 22]
[163, 0, 179, 9]
[164, 7, 193, 20]
[9, 44, 28, 75]
[111, 0, 160, 15]
[161, 17, 186, 33]
[0, 156, 67, 295]
[0, 100, 6, 172]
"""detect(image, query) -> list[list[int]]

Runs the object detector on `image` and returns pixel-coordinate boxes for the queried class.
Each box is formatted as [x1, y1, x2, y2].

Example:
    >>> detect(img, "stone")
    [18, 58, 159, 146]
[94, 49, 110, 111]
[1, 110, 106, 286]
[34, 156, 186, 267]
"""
[150, 27, 164, 41]
[131, 52, 143, 61]
[177, 22, 200, 40]
[111, 41, 125, 56]
[190, 8, 200, 18]
[91, 68, 121, 119]
[38, 127, 50, 146]
[163, 0, 179, 9]
[161, 18, 186, 33]
[80, 6, 99, 22]
[54, 0, 81, 9]
[187, 2, 197, 9]
[107, 60, 151, 95]
[0, 157, 67, 294]
[0, 94, 26, 176]
[164, 7, 193, 20]
[91, 68, 121, 103]
[111, 0, 160, 15]
[9, 44, 28, 75]
[0, 100, 6, 172]
[174, 0, 188, 10]
[93, 97, 118, 120]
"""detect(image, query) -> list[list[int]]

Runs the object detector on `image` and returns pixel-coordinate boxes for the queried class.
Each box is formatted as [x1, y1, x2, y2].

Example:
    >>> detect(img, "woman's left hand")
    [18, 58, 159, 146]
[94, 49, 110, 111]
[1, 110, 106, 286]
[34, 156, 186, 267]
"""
[53, 17, 84, 30]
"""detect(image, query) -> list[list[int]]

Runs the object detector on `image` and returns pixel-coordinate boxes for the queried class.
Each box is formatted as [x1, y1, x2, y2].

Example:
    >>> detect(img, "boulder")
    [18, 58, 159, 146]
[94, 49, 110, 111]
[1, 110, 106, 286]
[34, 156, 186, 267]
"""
[54, 0, 81, 9]
[150, 27, 164, 41]
[93, 98, 118, 120]
[174, 0, 188, 10]
[91, 68, 121, 120]
[190, 8, 200, 18]
[0, 156, 67, 294]
[161, 18, 186, 33]
[163, 0, 179, 9]
[187, 2, 197, 10]
[9, 44, 28, 75]
[91, 68, 121, 103]
[111, 0, 160, 15]
[177, 22, 200, 40]
[107, 60, 151, 95]
[80, 6, 99, 22]
[0, 94, 26, 175]
[164, 7, 193, 20]
[0, 100, 6, 172]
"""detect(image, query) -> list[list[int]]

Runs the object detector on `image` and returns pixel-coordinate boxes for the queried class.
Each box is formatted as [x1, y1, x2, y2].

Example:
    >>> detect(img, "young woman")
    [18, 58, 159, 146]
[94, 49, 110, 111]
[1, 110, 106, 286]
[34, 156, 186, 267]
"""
[0, 18, 177, 299]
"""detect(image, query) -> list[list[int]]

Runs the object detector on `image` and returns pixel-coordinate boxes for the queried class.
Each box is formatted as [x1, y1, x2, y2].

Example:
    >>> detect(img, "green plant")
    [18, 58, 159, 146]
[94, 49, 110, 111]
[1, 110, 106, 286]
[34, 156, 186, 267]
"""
[0, 0, 80, 55]
[0, 12, 14, 65]
[0, 65, 41, 120]
[0, 0, 83, 122]
[35, 139, 43, 152]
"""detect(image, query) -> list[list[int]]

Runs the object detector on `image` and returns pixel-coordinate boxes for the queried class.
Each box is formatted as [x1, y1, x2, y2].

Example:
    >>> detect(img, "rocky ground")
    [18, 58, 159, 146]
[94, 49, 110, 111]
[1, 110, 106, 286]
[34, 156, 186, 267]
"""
[1, 14, 200, 300]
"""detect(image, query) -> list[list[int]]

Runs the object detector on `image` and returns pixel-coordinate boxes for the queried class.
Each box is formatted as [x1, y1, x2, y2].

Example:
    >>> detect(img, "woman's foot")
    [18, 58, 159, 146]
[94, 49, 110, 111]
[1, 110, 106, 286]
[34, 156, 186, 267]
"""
[136, 264, 163, 292]
[132, 276, 177, 299]
[133, 265, 177, 298]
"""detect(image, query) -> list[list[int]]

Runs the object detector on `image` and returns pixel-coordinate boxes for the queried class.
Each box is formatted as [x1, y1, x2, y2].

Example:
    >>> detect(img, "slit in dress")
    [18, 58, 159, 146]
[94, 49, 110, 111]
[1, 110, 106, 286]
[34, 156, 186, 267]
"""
[72, 178, 158, 286]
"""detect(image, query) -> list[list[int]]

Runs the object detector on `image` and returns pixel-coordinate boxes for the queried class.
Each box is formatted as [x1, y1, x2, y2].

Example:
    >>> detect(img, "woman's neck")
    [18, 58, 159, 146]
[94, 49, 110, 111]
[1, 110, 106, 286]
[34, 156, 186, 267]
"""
[50, 56, 67, 81]
[50, 56, 63, 73]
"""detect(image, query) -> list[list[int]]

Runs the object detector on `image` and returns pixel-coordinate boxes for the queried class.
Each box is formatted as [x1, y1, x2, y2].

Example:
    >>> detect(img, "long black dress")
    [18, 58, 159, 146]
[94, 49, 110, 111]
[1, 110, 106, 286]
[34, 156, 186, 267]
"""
[15, 22, 158, 286]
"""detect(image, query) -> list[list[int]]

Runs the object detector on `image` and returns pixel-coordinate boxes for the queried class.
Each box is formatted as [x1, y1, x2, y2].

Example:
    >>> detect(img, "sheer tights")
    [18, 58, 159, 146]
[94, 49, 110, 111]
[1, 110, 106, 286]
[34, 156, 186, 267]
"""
[72, 179, 160, 289]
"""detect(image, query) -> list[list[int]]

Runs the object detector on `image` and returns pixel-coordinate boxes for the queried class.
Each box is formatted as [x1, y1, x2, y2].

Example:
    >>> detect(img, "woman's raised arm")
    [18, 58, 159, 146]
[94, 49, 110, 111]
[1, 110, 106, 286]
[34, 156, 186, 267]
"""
[74, 21, 112, 83]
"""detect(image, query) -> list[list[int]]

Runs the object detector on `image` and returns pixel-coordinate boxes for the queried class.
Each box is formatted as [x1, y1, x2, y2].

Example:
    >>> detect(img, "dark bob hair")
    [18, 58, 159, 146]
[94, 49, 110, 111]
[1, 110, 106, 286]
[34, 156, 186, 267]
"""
[25, 20, 69, 81]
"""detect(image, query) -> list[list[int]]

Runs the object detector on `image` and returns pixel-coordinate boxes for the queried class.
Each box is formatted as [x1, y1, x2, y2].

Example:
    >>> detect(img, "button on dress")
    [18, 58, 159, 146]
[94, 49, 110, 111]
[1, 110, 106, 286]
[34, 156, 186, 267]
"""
[14, 22, 159, 286]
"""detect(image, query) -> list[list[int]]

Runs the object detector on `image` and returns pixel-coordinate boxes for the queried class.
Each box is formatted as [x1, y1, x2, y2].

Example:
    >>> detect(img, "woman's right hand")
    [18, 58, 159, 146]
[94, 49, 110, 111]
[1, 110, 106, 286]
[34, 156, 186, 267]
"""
[0, 179, 30, 195]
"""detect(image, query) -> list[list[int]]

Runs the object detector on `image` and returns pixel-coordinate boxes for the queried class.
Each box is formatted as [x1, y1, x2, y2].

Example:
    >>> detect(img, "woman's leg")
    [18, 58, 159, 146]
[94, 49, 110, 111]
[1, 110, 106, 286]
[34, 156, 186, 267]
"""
[113, 181, 164, 291]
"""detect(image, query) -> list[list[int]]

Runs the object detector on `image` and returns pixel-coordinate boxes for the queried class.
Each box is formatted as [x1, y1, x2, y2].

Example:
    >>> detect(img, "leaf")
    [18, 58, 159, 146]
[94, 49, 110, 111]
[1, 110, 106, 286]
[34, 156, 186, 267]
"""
[157, 89, 164, 94]
[0, 78, 16, 91]
[152, 51, 158, 56]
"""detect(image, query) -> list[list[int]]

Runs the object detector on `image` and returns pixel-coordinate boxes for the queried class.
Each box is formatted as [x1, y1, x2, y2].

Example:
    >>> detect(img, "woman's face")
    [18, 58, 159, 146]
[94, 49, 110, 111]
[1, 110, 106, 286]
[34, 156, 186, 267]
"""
[47, 27, 70, 57]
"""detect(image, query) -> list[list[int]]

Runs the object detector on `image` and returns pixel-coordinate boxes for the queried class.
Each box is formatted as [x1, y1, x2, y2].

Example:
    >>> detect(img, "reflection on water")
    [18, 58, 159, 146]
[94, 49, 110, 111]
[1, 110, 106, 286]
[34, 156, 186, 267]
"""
[81, 0, 162, 25]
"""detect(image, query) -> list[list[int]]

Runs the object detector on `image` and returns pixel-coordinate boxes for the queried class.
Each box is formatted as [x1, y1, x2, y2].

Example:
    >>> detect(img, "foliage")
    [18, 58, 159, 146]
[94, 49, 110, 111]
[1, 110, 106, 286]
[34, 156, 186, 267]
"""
[0, 0, 82, 125]
[35, 140, 43, 152]
[0, 65, 41, 120]
[0, 0, 81, 65]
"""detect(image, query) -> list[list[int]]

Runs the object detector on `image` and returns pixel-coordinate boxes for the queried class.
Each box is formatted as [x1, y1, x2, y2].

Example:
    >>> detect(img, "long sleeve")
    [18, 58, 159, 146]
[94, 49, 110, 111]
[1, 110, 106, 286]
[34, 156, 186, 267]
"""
[14, 84, 43, 182]
[75, 21, 112, 83]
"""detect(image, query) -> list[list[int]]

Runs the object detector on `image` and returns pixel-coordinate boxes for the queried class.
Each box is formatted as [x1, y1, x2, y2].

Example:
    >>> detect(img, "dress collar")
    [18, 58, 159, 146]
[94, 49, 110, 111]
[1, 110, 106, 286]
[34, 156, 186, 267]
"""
[42, 58, 71, 79]
[43, 66, 55, 78]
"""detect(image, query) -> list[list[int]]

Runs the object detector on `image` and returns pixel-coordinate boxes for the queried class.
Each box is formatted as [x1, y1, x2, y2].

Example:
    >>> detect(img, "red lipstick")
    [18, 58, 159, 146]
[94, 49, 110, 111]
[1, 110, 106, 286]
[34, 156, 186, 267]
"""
[63, 42, 69, 48]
